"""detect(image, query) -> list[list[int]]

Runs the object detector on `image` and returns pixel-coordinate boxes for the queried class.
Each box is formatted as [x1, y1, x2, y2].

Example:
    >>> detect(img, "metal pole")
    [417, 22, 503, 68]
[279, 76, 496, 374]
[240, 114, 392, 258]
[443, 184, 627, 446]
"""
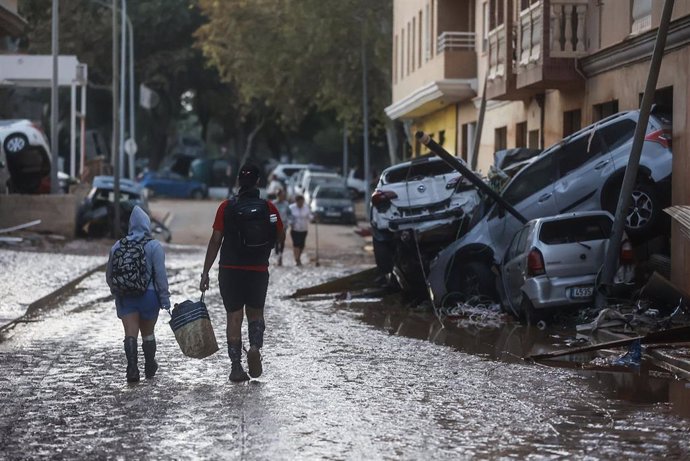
[361, 26, 371, 215]
[80, 83, 86, 177]
[597, 0, 675, 306]
[112, 0, 121, 237]
[128, 17, 136, 180]
[50, 0, 59, 194]
[342, 125, 348, 177]
[119, 0, 127, 178]
[70, 82, 76, 178]
[470, 75, 488, 171]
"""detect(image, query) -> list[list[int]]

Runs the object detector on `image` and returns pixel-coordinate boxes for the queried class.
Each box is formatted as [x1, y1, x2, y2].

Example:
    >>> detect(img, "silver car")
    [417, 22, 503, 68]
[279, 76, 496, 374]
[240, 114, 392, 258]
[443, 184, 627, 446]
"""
[499, 212, 615, 323]
[310, 184, 357, 224]
[428, 109, 672, 305]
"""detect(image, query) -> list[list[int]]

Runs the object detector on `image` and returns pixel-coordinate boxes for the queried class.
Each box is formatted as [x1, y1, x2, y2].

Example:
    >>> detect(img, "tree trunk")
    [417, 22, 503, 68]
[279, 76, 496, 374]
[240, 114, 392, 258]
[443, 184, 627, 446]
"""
[239, 118, 266, 166]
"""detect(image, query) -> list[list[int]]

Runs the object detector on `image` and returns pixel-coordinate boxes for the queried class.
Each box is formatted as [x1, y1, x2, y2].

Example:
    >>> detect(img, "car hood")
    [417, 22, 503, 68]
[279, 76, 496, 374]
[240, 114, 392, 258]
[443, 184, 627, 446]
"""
[313, 198, 352, 208]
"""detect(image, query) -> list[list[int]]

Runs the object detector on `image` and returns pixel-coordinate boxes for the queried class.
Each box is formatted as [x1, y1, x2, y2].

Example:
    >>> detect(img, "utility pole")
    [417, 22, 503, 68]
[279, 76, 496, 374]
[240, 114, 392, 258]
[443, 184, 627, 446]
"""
[119, 0, 127, 179]
[128, 18, 136, 180]
[343, 125, 349, 178]
[596, 0, 675, 307]
[112, 0, 121, 237]
[361, 26, 371, 217]
[50, 0, 59, 194]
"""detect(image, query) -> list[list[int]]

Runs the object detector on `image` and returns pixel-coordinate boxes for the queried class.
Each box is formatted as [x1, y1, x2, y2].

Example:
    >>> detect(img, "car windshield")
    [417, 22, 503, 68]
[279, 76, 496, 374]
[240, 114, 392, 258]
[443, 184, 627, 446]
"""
[317, 188, 349, 199]
[384, 159, 455, 184]
[309, 177, 340, 191]
[539, 215, 613, 244]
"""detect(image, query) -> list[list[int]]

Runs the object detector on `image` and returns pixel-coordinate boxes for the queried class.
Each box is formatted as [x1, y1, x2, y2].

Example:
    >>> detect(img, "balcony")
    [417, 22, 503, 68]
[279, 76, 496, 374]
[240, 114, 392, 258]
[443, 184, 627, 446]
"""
[437, 31, 475, 53]
[515, 0, 588, 91]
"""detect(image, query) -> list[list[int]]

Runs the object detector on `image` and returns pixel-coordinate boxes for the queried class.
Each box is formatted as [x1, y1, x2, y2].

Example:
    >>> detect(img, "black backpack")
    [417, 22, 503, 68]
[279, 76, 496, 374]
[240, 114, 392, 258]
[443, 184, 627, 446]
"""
[111, 237, 152, 296]
[227, 197, 276, 258]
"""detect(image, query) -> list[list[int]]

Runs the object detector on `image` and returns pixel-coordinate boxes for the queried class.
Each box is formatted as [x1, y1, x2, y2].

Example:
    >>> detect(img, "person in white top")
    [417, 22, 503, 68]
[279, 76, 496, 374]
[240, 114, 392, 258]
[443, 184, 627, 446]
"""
[266, 174, 285, 197]
[288, 195, 312, 266]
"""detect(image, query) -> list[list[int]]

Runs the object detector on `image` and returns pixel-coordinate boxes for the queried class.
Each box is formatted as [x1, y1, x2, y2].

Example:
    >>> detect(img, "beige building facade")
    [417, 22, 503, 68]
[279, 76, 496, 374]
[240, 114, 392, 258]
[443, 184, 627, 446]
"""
[386, 0, 690, 291]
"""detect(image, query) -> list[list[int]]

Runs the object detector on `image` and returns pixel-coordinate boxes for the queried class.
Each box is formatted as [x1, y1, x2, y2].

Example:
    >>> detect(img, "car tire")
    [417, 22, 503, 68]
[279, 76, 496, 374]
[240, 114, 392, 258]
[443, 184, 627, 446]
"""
[3, 133, 28, 155]
[452, 260, 497, 301]
[373, 237, 395, 274]
[520, 296, 542, 326]
[604, 182, 661, 239]
[191, 189, 204, 200]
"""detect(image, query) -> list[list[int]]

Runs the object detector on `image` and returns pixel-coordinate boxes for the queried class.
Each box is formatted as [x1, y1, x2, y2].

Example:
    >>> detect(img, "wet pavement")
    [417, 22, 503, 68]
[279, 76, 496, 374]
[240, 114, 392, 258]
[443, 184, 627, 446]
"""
[1, 249, 690, 459]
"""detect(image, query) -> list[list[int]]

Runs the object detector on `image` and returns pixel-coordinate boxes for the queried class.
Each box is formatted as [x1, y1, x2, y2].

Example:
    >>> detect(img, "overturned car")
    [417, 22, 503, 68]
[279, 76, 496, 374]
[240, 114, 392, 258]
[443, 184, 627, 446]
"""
[370, 154, 480, 292]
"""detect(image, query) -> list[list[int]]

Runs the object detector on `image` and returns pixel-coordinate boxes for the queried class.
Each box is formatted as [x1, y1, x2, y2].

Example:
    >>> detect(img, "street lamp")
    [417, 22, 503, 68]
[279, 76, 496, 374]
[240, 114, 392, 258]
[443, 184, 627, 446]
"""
[50, 0, 59, 194]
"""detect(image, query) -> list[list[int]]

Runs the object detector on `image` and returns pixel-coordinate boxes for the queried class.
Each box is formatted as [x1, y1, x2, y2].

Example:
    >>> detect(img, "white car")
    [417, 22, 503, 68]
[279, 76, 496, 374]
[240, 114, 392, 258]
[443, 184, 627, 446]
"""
[0, 119, 52, 194]
[370, 155, 480, 291]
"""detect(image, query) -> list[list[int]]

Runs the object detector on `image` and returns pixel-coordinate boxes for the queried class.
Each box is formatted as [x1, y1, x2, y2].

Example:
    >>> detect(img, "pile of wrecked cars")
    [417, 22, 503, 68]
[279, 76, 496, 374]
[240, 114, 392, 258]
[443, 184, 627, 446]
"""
[371, 108, 673, 323]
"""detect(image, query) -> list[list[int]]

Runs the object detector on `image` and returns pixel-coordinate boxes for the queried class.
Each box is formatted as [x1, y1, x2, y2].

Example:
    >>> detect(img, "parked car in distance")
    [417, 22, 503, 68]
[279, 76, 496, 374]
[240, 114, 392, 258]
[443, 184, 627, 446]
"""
[271, 163, 330, 186]
[498, 212, 633, 323]
[347, 168, 366, 198]
[300, 171, 345, 204]
[310, 184, 357, 224]
[138, 170, 208, 199]
[0, 119, 52, 194]
[370, 154, 480, 291]
[428, 108, 672, 305]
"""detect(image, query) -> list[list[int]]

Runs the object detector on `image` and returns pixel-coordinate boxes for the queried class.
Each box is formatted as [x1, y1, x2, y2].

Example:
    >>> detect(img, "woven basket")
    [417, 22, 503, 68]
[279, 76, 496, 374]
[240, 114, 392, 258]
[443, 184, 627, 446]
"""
[169, 296, 219, 359]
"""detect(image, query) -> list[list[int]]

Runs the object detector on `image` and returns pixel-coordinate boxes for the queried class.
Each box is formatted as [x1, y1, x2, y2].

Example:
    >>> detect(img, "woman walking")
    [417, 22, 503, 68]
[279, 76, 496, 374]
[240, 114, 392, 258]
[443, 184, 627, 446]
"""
[106, 206, 171, 382]
[288, 195, 312, 266]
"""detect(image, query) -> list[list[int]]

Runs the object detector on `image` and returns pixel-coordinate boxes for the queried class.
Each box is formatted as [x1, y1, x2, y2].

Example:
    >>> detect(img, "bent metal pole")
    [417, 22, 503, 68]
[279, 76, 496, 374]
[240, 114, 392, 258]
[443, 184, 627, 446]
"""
[596, 0, 675, 308]
[416, 131, 527, 224]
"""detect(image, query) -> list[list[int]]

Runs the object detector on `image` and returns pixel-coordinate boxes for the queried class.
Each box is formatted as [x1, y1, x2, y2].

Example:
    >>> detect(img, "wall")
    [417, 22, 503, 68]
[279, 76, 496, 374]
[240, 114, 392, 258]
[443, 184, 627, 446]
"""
[412, 104, 458, 155]
[0, 194, 79, 237]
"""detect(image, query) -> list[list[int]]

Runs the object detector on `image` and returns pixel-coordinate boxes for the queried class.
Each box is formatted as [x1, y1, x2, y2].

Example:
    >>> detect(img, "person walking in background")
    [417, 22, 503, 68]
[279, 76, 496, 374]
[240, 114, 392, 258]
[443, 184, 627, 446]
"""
[106, 206, 171, 383]
[267, 173, 285, 197]
[200, 164, 284, 382]
[288, 194, 312, 266]
[270, 188, 290, 266]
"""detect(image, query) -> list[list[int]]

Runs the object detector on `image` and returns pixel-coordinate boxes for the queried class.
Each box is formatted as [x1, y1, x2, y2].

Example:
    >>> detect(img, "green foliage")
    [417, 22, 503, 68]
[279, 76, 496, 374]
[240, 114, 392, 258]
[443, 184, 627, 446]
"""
[196, 0, 392, 134]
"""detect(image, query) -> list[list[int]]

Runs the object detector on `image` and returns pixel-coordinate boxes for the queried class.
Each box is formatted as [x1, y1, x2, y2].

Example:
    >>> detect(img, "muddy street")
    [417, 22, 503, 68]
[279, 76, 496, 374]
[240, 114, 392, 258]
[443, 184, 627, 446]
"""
[1, 240, 689, 459]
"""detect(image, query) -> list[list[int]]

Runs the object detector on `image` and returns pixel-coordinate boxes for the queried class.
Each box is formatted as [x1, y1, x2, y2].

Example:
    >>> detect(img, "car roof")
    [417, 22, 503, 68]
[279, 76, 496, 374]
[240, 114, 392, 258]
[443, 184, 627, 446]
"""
[529, 211, 614, 227]
[384, 153, 462, 172]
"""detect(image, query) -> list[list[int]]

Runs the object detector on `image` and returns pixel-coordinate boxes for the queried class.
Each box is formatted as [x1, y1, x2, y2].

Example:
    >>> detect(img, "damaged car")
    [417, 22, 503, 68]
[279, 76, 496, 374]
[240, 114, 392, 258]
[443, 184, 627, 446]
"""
[428, 108, 672, 306]
[371, 154, 480, 291]
[0, 119, 52, 194]
[77, 176, 171, 241]
[498, 211, 634, 324]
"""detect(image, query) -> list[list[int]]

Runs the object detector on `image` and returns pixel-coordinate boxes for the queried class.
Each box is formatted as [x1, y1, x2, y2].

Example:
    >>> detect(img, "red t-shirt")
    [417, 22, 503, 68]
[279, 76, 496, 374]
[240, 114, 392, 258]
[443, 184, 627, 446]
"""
[212, 199, 284, 271]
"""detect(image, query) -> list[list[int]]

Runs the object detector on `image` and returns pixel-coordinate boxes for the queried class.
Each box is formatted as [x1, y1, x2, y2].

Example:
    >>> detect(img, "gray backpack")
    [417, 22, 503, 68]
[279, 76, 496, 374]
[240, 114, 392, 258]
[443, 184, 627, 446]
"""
[111, 237, 152, 296]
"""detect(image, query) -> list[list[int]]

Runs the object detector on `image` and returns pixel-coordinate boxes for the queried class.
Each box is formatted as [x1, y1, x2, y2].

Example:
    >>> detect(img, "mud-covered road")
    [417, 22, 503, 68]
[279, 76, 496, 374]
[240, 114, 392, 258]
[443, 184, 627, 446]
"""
[1, 241, 689, 460]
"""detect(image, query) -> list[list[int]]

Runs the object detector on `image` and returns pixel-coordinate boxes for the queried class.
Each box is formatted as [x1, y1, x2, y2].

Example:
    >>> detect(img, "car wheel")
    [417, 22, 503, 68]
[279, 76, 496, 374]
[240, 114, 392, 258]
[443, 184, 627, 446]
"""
[3, 133, 29, 155]
[373, 237, 395, 274]
[520, 296, 542, 326]
[604, 182, 661, 239]
[452, 260, 497, 301]
[191, 189, 204, 200]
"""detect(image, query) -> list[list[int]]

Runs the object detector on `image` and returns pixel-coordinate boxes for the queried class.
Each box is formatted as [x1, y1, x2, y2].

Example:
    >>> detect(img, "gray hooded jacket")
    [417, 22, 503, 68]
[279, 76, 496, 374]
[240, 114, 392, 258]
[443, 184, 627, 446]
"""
[106, 206, 171, 309]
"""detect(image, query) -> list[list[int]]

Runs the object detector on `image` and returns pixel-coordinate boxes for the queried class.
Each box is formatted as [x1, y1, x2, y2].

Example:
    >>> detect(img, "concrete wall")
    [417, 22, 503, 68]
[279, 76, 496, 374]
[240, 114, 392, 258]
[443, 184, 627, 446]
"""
[412, 104, 458, 155]
[0, 194, 79, 237]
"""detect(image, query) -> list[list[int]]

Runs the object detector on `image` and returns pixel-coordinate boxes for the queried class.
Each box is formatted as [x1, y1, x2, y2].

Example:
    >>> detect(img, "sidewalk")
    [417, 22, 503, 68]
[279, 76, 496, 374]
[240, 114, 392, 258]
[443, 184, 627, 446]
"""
[0, 249, 106, 330]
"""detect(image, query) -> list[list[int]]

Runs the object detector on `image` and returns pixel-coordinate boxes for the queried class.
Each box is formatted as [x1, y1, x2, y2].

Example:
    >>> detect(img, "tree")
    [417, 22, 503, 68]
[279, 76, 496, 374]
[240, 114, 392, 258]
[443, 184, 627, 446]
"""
[195, 0, 393, 153]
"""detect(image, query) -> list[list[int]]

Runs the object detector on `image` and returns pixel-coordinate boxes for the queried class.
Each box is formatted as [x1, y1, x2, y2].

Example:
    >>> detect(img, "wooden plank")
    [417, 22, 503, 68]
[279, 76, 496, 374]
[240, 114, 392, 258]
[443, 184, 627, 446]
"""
[290, 267, 380, 298]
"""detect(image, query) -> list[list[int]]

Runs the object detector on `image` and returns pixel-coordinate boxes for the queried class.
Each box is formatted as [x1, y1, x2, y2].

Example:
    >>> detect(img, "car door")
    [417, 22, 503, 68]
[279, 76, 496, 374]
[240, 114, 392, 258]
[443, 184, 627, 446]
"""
[552, 129, 613, 214]
[488, 154, 558, 256]
[501, 225, 529, 309]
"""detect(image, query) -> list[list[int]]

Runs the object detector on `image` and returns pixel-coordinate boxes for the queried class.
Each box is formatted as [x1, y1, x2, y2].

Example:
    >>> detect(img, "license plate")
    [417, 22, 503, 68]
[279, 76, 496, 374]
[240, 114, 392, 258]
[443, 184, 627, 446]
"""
[570, 286, 594, 298]
[326, 211, 341, 217]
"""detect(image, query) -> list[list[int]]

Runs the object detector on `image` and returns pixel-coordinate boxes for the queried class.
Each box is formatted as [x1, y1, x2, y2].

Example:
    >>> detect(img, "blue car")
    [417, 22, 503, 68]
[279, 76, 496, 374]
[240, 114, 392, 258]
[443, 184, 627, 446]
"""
[139, 170, 208, 199]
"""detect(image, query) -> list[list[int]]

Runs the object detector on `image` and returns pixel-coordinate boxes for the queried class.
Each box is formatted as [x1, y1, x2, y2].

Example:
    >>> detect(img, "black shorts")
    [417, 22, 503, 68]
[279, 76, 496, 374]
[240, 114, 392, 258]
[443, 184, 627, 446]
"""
[218, 268, 269, 312]
[291, 230, 308, 249]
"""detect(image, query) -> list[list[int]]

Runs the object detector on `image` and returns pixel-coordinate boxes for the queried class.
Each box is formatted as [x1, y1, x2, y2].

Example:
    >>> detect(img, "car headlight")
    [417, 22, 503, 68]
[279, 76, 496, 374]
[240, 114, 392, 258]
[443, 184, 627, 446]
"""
[344, 206, 354, 213]
[314, 206, 325, 212]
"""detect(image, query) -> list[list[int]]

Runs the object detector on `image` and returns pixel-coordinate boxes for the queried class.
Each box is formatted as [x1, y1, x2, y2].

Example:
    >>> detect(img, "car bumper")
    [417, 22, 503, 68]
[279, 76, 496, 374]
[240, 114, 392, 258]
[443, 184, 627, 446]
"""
[387, 207, 465, 231]
[522, 274, 598, 310]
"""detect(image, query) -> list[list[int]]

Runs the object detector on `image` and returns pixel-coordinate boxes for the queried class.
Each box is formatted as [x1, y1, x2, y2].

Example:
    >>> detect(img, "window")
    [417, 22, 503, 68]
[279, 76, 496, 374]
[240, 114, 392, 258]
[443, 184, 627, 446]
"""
[408, 22, 412, 75]
[430, 0, 435, 58]
[412, 17, 416, 71]
[384, 159, 456, 184]
[418, 10, 423, 67]
[554, 130, 606, 178]
[593, 100, 619, 122]
[489, 0, 504, 30]
[563, 109, 582, 137]
[631, 0, 652, 34]
[516, 122, 527, 148]
[425, 4, 432, 60]
[506, 227, 526, 260]
[461, 123, 472, 161]
[495, 126, 507, 151]
[598, 119, 637, 152]
[394, 35, 398, 84]
[401, 28, 405, 79]
[439, 130, 446, 146]
[502, 155, 556, 206]
[539, 215, 613, 244]
[528, 129, 540, 149]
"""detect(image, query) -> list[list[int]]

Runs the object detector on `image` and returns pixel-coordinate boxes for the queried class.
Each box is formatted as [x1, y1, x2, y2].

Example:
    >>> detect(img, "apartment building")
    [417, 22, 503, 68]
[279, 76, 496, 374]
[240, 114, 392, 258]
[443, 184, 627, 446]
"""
[386, 0, 690, 292]
[0, 0, 26, 53]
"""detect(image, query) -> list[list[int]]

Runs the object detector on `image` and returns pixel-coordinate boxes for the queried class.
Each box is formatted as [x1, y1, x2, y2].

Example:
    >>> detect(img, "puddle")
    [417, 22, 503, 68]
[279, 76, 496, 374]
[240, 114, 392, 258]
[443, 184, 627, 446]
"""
[339, 297, 690, 419]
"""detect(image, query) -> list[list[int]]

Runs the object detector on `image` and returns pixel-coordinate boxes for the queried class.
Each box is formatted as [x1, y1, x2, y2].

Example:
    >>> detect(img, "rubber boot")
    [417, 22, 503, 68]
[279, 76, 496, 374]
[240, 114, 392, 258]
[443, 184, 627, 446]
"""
[124, 336, 140, 382]
[247, 320, 265, 378]
[142, 339, 158, 379]
[228, 341, 249, 382]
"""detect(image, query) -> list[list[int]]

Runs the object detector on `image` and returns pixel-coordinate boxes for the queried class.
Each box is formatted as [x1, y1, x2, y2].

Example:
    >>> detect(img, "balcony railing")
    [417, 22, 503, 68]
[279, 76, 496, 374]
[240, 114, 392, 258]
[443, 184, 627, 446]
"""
[437, 31, 476, 53]
[518, 1, 542, 67]
[488, 25, 507, 80]
[550, 0, 588, 58]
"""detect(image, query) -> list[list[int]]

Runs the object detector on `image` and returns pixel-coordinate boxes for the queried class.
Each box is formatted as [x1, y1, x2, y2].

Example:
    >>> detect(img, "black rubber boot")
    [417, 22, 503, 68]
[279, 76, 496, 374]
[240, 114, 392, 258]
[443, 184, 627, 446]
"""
[247, 320, 265, 378]
[124, 336, 140, 382]
[142, 339, 158, 379]
[228, 341, 249, 382]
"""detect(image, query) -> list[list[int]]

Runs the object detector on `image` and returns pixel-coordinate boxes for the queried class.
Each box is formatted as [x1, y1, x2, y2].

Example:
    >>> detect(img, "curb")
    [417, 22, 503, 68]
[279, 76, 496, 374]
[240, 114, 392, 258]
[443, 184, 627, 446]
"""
[0, 262, 107, 333]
